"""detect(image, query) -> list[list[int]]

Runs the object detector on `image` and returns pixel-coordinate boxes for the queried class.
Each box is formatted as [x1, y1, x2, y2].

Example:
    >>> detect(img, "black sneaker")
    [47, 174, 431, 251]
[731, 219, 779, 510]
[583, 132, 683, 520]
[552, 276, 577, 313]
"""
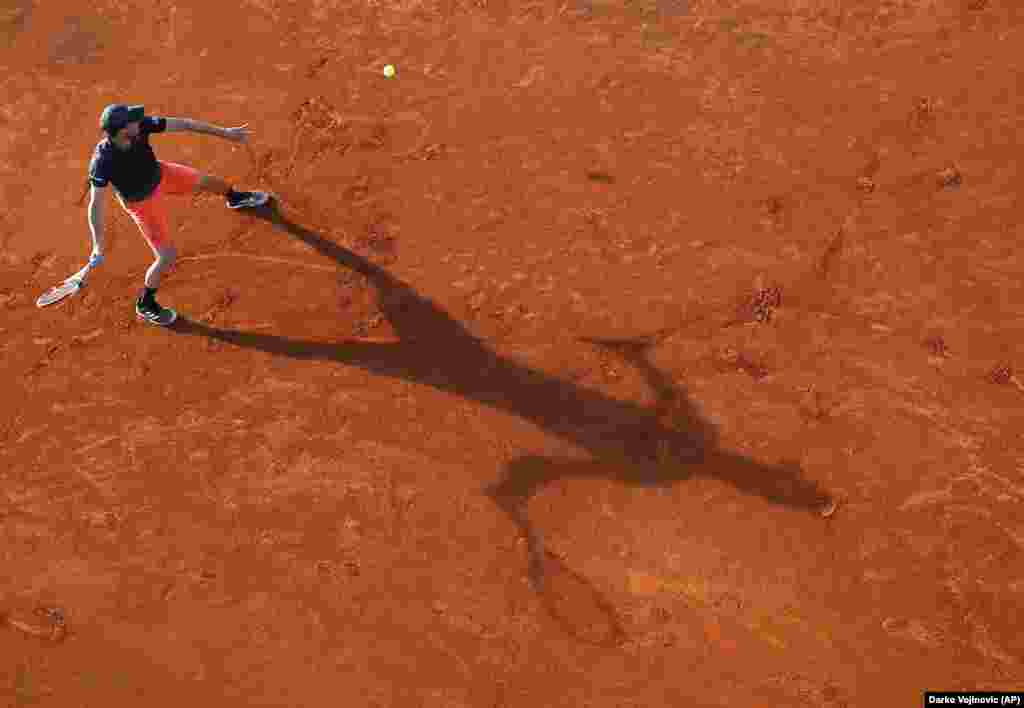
[135, 298, 177, 326]
[226, 190, 270, 209]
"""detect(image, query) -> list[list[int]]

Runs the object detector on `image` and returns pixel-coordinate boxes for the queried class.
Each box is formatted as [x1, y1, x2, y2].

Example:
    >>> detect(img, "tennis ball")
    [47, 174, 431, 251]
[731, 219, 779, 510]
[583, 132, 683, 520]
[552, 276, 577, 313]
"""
[383, 64, 395, 78]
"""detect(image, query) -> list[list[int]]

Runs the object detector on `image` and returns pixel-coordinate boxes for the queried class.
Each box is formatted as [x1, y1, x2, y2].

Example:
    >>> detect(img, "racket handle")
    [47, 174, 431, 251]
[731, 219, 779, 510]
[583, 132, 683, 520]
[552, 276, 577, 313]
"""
[67, 266, 89, 283]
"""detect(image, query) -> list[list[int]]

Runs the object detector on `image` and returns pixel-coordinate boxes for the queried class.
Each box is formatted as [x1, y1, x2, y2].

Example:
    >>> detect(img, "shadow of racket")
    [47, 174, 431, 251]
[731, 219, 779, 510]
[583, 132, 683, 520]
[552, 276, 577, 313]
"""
[529, 545, 628, 647]
[487, 480, 627, 648]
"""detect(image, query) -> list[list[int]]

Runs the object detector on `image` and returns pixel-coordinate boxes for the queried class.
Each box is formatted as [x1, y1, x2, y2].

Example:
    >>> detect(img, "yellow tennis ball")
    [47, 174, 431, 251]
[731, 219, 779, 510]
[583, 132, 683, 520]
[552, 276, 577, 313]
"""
[383, 64, 395, 78]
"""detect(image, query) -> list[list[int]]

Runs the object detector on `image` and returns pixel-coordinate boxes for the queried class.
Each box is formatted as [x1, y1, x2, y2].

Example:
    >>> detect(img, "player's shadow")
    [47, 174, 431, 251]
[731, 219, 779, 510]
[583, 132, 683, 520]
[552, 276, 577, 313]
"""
[171, 201, 835, 645]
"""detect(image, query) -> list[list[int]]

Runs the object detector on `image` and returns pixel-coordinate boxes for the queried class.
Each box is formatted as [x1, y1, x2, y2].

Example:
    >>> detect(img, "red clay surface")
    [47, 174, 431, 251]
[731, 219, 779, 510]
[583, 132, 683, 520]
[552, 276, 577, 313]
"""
[3, 1, 1024, 705]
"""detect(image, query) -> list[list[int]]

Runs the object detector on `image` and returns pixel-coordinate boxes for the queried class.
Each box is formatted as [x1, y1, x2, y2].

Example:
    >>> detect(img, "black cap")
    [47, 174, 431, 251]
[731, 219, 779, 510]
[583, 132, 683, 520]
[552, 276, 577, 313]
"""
[100, 104, 145, 135]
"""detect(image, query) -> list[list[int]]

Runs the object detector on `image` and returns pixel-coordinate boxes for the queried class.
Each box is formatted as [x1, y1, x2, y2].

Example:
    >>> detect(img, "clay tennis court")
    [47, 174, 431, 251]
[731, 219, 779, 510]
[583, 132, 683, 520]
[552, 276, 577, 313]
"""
[2, 1, 1022, 705]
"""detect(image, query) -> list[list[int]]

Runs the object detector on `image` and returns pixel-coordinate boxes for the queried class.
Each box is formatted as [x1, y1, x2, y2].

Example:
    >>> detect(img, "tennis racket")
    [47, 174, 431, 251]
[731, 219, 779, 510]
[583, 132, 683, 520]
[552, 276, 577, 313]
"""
[36, 263, 93, 308]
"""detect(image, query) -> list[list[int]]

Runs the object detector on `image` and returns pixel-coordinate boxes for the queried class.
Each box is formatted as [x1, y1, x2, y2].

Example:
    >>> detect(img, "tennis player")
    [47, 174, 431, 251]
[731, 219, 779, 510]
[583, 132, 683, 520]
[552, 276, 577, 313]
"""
[86, 103, 269, 325]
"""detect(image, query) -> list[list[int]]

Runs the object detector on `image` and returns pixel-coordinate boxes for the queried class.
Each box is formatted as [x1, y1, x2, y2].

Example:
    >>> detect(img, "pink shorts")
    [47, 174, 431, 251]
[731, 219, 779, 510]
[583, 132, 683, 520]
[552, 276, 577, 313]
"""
[119, 161, 202, 251]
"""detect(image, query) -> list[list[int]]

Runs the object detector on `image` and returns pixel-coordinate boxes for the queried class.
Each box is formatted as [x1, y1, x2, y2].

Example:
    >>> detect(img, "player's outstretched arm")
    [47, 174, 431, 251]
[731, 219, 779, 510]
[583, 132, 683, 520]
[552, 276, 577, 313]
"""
[165, 117, 250, 143]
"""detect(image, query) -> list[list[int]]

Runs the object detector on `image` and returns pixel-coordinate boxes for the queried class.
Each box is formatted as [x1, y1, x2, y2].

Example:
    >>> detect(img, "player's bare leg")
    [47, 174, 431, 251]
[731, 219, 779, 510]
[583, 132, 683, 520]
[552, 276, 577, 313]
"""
[197, 174, 269, 209]
[136, 243, 178, 326]
[144, 243, 177, 289]
[197, 174, 231, 195]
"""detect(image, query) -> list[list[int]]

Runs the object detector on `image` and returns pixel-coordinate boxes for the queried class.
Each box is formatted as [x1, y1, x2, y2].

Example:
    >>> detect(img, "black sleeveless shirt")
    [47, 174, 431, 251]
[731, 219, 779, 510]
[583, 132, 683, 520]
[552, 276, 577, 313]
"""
[87, 116, 167, 202]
